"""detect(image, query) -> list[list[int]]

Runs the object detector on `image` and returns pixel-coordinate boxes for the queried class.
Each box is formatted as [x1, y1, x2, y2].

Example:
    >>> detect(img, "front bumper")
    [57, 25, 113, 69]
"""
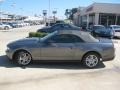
[114, 32, 120, 38]
[6, 48, 14, 60]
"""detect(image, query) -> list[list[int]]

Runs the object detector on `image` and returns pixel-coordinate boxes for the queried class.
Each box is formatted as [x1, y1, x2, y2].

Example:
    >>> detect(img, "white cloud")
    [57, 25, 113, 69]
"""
[0, 0, 5, 2]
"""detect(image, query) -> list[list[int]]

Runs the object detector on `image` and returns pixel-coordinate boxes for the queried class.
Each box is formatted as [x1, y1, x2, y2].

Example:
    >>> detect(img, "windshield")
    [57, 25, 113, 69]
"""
[94, 26, 105, 30]
[113, 26, 120, 29]
[40, 31, 57, 42]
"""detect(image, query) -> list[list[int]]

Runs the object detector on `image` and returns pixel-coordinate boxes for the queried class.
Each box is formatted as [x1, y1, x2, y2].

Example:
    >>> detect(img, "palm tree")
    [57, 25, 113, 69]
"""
[65, 9, 71, 19]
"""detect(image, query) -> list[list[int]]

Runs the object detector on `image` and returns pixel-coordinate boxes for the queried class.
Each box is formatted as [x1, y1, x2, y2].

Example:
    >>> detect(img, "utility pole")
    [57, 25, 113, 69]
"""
[11, 3, 16, 21]
[48, 0, 50, 26]
[0, 0, 4, 23]
[52, 10, 57, 22]
[43, 10, 47, 24]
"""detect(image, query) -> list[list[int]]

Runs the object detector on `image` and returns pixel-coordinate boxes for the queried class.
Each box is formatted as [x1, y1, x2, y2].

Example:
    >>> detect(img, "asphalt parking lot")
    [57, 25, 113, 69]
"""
[0, 25, 120, 90]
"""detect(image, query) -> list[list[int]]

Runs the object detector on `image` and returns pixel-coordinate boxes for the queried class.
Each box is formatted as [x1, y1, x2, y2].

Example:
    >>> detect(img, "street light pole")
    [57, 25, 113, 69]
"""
[52, 10, 57, 22]
[20, 8, 23, 22]
[49, 0, 50, 17]
[48, 0, 50, 26]
[43, 10, 47, 24]
[11, 3, 16, 22]
[0, 0, 4, 23]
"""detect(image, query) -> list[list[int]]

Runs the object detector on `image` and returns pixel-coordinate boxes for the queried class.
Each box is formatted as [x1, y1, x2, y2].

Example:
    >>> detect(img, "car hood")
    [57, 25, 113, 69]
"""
[7, 37, 39, 48]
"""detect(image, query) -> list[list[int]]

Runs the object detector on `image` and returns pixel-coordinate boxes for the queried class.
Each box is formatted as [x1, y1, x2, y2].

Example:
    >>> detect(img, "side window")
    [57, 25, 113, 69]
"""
[48, 34, 84, 43]
[70, 35, 84, 43]
[49, 35, 72, 43]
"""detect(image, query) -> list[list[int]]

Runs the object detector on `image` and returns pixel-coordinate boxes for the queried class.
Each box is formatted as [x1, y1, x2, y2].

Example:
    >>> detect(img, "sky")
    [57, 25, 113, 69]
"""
[0, 0, 120, 19]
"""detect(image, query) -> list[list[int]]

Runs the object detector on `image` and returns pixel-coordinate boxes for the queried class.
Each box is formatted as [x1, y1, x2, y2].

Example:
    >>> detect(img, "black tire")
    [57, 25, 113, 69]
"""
[82, 52, 101, 68]
[4, 26, 9, 30]
[14, 51, 32, 66]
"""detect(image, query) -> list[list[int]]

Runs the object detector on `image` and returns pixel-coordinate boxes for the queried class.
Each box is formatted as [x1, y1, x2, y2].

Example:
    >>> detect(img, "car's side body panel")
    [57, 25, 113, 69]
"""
[6, 30, 115, 62]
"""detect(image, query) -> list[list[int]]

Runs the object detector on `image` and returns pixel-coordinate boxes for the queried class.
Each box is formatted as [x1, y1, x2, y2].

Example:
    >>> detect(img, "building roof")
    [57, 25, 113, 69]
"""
[24, 16, 43, 21]
[80, 3, 120, 15]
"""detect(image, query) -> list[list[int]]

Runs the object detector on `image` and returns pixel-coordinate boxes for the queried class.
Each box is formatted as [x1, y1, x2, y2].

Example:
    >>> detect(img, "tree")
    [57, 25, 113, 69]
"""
[65, 9, 71, 19]
[65, 8, 78, 20]
[69, 8, 78, 20]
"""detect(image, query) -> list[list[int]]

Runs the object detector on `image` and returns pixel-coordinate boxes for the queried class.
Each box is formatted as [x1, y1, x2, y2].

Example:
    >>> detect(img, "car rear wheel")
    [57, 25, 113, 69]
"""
[82, 52, 101, 68]
[4, 26, 9, 30]
[15, 51, 32, 66]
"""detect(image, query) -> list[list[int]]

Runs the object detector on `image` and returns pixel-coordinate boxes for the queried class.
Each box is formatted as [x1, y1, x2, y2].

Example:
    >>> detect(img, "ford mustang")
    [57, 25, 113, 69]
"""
[6, 30, 115, 68]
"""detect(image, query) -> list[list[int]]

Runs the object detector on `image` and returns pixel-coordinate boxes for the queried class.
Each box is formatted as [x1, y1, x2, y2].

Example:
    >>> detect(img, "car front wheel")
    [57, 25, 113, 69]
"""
[15, 51, 32, 66]
[82, 52, 101, 68]
[4, 26, 9, 30]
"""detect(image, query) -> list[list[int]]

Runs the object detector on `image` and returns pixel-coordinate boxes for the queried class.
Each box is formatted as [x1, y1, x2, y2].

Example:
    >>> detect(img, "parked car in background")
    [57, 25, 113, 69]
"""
[46, 22, 55, 26]
[24, 22, 30, 26]
[2, 22, 14, 28]
[38, 23, 81, 33]
[11, 22, 25, 28]
[0, 23, 12, 30]
[2, 22, 23, 28]
[6, 30, 115, 68]
[46, 20, 65, 26]
[88, 25, 113, 38]
[10, 22, 20, 28]
[108, 25, 120, 38]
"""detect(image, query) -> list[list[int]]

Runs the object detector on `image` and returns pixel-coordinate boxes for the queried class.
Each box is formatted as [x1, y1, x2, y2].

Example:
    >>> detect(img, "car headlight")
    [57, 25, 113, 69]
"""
[6, 47, 11, 51]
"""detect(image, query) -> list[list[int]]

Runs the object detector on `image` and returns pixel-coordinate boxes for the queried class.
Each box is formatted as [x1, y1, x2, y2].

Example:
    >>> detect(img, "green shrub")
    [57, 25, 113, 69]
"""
[29, 32, 47, 37]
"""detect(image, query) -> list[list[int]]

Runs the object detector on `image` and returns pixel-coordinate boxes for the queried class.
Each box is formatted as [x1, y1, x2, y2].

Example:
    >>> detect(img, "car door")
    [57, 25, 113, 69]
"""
[71, 36, 86, 60]
[40, 34, 75, 60]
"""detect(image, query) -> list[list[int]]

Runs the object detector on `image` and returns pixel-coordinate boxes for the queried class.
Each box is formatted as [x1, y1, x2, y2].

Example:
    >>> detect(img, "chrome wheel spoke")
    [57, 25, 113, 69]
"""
[85, 55, 99, 67]
[18, 52, 31, 65]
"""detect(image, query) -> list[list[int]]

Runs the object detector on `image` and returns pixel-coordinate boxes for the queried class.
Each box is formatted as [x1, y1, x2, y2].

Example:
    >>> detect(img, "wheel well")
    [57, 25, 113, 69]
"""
[4, 26, 9, 30]
[82, 51, 102, 61]
[5, 26, 8, 27]
[12, 49, 32, 60]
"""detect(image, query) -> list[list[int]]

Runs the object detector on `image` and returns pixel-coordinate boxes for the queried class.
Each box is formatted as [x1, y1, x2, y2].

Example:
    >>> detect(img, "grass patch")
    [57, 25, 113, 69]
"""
[29, 32, 48, 37]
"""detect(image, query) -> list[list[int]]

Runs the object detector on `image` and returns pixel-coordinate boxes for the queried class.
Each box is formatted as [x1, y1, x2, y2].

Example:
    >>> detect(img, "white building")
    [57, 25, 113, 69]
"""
[73, 3, 120, 28]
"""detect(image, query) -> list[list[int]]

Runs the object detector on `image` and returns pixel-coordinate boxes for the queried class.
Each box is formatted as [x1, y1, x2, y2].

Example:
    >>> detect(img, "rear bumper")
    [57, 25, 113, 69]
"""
[102, 50, 115, 61]
[102, 55, 115, 61]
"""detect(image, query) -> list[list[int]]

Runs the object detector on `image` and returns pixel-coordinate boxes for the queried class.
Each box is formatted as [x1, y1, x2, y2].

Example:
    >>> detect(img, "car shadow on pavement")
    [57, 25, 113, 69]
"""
[0, 55, 105, 69]
[0, 55, 17, 68]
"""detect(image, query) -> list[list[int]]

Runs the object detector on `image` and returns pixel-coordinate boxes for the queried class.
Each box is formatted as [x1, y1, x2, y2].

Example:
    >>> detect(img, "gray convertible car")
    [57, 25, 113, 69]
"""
[6, 30, 115, 68]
